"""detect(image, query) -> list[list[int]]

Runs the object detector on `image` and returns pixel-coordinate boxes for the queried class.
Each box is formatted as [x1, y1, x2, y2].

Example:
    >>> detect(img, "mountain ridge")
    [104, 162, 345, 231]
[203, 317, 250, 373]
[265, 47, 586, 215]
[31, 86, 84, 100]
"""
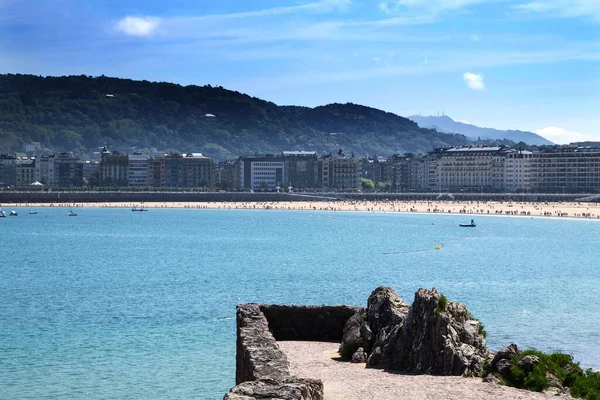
[408, 115, 553, 146]
[1, 74, 493, 160]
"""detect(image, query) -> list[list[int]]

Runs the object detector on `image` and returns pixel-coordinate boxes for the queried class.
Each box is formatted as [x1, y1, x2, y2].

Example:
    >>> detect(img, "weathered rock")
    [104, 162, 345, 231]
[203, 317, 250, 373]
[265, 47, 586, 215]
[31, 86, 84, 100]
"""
[360, 322, 374, 354]
[225, 377, 324, 400]
[351, 347, 367, 363]
[517, 355, 540, 372]
[491, 344, 520, 368]
[494, 358, 512, 374]
[365, 287, 489, 376]
[366, 286, 410, 336]
[364, 287, 410, 368]
[339, 312, 364, 360]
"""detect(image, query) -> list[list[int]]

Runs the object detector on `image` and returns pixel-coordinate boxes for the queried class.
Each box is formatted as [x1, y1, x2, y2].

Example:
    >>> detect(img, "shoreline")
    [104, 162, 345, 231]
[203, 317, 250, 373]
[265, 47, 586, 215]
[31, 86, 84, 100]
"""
[2, 200, 600, 220]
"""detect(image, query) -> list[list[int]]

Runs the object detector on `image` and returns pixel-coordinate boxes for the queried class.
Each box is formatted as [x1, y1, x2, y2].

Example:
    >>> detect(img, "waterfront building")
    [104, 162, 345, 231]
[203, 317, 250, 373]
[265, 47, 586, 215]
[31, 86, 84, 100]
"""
[504, 150, 533, 191]
[36, 155, 55, 186]
[362, 156, 386, 184]
[283, 151, 319, 189]
[236, 154, 285, 190]
[81, 160, 99, 181]
[15, 157, 35, 187]
[436, 146, 508, 191]
[99, 147, 128, 187]
[214, 161, 237, 191]
[0, 154, 17, 186]
[54, 152, 83, 187]
[183, 153, 213, 187]
[128, 153, 149, 187]
[148, 155, 166, 187]
[531, 146, 600, 192]
[320, 153, 361, 190]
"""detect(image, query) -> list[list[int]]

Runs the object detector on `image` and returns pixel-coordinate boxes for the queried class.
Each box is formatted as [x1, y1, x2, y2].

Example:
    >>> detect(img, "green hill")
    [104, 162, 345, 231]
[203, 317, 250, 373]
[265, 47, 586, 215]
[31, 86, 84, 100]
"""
[0, 74, 470, 160]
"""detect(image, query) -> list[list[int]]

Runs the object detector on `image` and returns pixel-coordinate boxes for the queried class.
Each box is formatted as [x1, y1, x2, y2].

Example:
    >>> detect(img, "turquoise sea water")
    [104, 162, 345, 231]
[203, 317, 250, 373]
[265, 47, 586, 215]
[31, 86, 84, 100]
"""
[1, 207, 599, 399]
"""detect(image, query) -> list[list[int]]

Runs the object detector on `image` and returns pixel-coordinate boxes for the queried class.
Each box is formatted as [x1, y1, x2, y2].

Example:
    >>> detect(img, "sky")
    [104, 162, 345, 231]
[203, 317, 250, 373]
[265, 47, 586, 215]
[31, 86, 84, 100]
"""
[1, 0, 599, 143]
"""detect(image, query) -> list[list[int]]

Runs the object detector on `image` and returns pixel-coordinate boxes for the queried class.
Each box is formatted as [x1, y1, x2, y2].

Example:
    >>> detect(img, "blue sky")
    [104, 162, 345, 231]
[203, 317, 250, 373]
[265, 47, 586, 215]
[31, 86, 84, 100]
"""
[2, 0, 599, 143]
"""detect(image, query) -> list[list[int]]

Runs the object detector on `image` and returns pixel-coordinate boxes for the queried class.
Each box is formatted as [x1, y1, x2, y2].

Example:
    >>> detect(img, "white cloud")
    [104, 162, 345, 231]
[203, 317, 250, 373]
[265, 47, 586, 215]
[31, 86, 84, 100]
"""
[116, 16, 161, 37]
[463, 72, 485, 90]
[516, 0, 600, 19]
[472, 33, 480, 42]
[394, 0, 483, 11]
[535, 126, 591, 144]
[378, 2, 390, 13]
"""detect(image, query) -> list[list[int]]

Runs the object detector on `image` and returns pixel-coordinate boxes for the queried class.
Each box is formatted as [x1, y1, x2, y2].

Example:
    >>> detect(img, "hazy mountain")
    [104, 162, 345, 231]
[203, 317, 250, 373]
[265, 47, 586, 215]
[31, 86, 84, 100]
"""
[408, 115, 553, 146]
[0, 74, 472, 160]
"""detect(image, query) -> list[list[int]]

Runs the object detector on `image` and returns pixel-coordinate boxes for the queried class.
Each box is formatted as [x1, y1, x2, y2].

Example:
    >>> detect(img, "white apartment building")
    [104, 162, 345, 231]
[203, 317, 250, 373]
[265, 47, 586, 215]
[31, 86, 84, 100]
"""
[36, 155, 55, 186]
[437, 147, 507, 191]
[249, 161, 284, 190]
[504, 150, 533, 191]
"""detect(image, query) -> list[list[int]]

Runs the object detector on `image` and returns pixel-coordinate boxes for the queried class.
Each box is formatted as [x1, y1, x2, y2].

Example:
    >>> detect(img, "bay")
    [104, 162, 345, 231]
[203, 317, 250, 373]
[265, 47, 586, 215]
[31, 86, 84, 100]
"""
[1, 207, 599, 399]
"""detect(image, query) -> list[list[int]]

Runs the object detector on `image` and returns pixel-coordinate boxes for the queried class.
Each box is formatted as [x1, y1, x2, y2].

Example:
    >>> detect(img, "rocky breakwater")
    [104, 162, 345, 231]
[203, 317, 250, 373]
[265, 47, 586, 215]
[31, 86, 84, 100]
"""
[224, 304, 324, 400]
[339, 286, 489, 376]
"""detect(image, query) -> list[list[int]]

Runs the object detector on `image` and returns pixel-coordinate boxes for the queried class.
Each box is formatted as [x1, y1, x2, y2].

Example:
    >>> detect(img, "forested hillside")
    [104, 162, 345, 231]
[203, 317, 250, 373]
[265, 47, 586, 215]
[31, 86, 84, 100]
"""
[0, 74, 470, 160]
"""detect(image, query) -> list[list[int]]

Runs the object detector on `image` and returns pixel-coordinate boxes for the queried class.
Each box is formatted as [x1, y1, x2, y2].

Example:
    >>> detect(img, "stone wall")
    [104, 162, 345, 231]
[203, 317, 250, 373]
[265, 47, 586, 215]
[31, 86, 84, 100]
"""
[260, 305, 362, 341]
[225, 303, 326, 400]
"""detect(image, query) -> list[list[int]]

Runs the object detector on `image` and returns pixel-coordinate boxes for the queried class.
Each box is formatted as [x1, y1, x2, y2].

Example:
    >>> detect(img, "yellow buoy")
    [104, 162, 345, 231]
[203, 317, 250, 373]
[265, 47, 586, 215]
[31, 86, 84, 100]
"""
[434, 246, 441, 250]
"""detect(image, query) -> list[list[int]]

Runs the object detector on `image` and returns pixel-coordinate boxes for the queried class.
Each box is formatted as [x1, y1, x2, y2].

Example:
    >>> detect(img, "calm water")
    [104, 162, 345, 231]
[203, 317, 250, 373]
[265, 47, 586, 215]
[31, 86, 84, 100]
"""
[1, 207, 599, 399]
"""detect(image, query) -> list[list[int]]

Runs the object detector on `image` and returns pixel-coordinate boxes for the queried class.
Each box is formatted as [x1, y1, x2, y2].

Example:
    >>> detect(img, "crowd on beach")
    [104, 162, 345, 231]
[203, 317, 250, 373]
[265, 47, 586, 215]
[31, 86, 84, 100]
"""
[4, 200, 600, 220]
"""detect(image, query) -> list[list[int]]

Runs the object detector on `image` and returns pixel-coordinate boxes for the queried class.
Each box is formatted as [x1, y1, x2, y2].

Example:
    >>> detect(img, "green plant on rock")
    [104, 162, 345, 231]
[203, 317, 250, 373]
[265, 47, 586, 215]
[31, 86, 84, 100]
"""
[493, 349, 600, 399]
[436, 294, 448, 314]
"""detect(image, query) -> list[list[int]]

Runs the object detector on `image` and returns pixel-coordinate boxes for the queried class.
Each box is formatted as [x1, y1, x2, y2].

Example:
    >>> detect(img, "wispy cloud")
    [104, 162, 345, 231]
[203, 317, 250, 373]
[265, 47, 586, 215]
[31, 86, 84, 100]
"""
[463, 72, 485, 90]
[116, 16, 161, 37]
[515, 0, 600, 19]
[377, 0, 483, 13]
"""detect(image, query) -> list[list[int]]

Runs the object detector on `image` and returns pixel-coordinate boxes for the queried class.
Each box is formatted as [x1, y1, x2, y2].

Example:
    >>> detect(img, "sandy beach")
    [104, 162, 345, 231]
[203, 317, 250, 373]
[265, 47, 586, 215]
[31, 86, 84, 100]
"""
[3, 199, 600, 220]
[278, 341, 570, 400]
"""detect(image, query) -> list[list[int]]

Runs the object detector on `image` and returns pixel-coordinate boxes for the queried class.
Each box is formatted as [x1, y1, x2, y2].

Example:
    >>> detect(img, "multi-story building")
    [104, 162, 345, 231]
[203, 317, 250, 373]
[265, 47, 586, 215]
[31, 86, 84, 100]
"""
[504, 150, 533, 192]
[164, 153, 186, 187]
[148, 155, 166, 187]
[321, 153, 361, 190]
[54, 152, 83, 187]
[128, 153, 149, 187]
[183, 153, 213, 187]
[0, 154, 17, 186]
[362, 157, 386, 184]
[214, 161, 237, 190]
[15, 158, 36, 187]
[436, 146, 508, 191]
[531, 146, 600, 192]
[236, 154, 285, 190]
[283, 151, 319, 189]
[36, 155, 55, 186]
[99, 147, 128, 187]
[82, 160, 99, 181]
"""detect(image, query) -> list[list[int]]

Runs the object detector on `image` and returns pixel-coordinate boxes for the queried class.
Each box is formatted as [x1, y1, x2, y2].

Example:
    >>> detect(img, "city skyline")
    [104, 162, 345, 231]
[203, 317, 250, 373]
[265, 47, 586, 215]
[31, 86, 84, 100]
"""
[2, 0, 599, 143]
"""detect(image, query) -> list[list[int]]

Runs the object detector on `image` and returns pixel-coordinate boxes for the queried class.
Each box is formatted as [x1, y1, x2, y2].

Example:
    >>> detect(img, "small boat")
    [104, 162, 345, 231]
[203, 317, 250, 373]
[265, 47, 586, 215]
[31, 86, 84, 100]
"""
[9, 211, 18, 216]
[132, 206, 148, 212]
[27, 212, 38, 215]
[0, 211, 6, 218]
[459, 219, 476, 227]
[67, 210, 77, 216]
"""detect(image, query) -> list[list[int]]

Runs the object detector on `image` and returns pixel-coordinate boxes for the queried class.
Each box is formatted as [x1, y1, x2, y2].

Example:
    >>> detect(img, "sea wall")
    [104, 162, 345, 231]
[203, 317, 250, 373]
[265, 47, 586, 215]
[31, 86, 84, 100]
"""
[225, 303, 360, 399]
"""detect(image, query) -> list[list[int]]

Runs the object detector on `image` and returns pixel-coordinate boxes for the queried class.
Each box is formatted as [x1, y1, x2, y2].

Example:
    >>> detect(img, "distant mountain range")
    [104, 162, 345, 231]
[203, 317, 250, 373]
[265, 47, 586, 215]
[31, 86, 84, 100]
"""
[408, 115, 553, 146]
